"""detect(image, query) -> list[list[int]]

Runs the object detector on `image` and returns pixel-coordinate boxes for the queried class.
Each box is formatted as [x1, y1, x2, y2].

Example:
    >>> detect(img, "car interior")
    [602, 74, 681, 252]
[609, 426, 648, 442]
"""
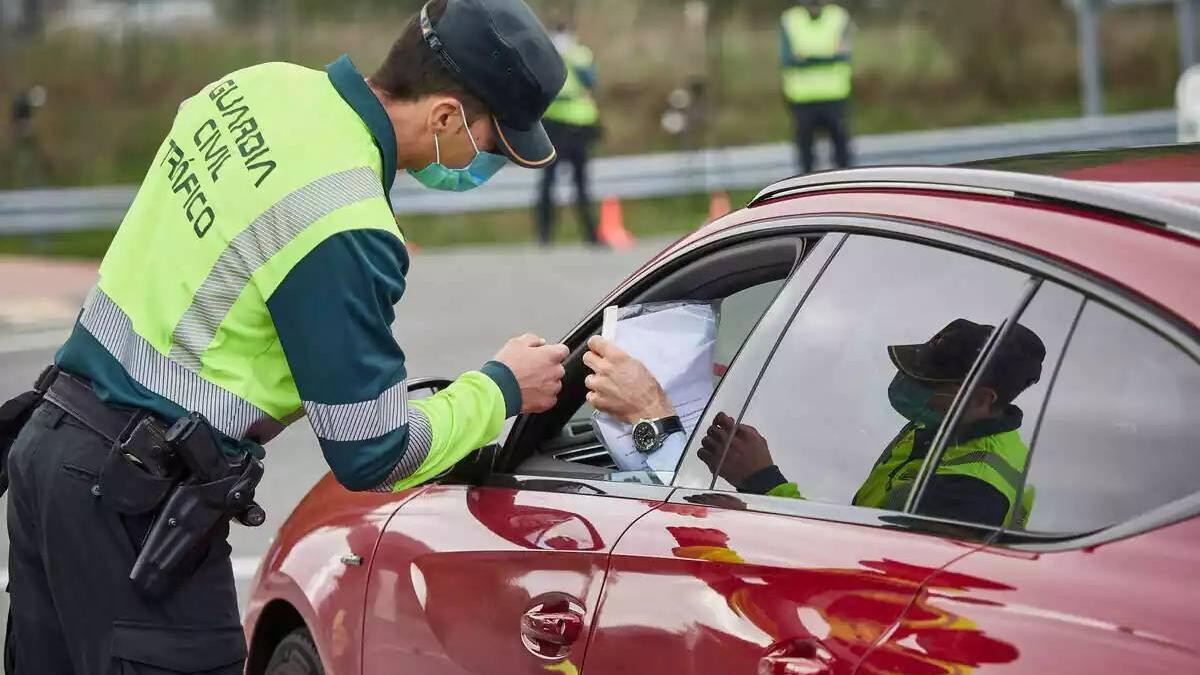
[495, 234, 815, 484]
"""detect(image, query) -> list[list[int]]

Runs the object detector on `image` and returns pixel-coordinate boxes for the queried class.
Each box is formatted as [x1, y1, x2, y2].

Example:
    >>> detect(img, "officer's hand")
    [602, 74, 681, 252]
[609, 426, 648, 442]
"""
[697, 412, 773, 489]
[494, 333, 568, 414]
[582, 336, 675, 424]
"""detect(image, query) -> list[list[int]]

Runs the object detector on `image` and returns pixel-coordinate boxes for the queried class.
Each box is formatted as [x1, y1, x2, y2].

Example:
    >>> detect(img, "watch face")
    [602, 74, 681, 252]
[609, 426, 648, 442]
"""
[632, 421, 657, 453]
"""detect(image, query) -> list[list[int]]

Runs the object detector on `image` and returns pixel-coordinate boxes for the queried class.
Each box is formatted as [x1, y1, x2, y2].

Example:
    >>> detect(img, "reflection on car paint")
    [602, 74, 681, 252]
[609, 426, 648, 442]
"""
[665, 525, 1018, 674]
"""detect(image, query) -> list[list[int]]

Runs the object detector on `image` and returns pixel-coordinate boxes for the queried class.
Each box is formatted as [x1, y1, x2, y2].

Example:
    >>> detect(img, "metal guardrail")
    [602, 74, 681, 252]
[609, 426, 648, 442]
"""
[0, 109, 1175, 235]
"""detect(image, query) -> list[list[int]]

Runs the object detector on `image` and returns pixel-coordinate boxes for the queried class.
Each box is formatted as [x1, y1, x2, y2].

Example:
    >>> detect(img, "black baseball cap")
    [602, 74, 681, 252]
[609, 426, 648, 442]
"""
[888, 318, 1047, 402]
[420, 0, 566, 168]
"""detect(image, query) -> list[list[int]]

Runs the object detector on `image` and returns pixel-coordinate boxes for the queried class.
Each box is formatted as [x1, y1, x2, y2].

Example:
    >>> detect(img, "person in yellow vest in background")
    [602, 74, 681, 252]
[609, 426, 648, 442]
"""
[781, 0, 854, 174]
[536, 20, 601, 246]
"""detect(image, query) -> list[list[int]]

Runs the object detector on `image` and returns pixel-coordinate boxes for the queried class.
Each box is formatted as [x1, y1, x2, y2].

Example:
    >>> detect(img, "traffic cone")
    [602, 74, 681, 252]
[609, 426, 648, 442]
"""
[707, 191, 731, 223]
[597, 197, 635, 250]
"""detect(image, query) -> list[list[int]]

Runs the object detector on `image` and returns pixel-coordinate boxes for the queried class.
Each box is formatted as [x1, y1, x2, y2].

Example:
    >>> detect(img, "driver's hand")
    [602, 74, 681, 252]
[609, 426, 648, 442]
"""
[494, 333, 568, 414]
[697, 412, 773, 489]
[582, 336, 675, 423]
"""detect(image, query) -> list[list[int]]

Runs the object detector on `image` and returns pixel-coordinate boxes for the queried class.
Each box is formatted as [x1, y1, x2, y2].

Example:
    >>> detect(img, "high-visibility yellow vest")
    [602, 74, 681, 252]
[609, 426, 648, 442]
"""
[81, 62, 401, 441]
[851, 427, 1033, 527]
[769, 427, 1036, 528]
[544, 44, 599, 127]
[781, 4, 853, 104]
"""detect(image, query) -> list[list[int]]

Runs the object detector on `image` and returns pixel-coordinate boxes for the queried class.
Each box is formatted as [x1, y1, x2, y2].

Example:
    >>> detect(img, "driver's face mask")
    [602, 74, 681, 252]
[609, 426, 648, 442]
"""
[887, 372, 955, 429]
[407, 105, 507, 192]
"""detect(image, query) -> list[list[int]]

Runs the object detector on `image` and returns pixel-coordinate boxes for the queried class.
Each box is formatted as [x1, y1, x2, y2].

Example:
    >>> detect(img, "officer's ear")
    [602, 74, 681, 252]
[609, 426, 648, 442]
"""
[426, 96, 466, 136]
[971, 386, 1000, 411]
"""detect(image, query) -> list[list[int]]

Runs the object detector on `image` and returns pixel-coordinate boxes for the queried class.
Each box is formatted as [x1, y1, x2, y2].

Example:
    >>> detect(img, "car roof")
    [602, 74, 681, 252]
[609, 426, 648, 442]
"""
[650, 150, 1200, 334]
[750, 164, 1200, 240]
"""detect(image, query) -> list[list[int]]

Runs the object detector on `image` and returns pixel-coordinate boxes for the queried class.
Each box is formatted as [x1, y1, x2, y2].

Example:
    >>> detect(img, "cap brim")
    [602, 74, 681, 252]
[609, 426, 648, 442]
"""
[887, 344, 961, 384]
[492, 117, 557, 169]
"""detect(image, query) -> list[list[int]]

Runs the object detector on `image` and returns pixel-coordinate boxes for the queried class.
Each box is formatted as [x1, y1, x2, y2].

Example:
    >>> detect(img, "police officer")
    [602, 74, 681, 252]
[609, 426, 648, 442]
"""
[780, 0, 854, 174]
[3, 0, 568, 672]
[584, 319, 1046, 528]
[535, 20, 601, 246]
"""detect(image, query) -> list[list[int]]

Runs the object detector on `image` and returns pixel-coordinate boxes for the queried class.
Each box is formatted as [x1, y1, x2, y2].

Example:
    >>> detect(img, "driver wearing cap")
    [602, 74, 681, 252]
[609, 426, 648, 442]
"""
[586, 319, 1046, 528]
[701, 319, 1047, 527]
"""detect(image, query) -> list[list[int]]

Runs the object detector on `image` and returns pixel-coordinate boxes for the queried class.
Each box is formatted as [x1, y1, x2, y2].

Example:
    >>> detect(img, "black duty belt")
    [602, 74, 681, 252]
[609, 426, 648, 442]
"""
[38, 367, 146, 446]
[37, 367, 176, 476]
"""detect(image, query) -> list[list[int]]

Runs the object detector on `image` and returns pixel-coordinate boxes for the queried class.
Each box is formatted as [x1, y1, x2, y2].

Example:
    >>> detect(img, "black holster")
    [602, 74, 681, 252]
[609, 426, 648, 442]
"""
[0, 367, 57, 497]
[128, 412, 265, 598]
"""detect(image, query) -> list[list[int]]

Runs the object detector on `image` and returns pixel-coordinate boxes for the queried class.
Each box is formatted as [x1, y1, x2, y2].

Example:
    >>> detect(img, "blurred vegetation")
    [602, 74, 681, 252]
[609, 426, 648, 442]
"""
[0, 0, 1181, 255]
[0, 0, 1179, 190]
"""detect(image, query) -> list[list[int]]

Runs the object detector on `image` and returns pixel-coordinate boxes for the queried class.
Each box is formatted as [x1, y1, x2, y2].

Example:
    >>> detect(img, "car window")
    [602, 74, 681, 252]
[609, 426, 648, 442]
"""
[912, 282, 1083, 529]
[1007, 300, 1200, 534]
[517, 272, 793, 485]
[686, 235, 1032, 512]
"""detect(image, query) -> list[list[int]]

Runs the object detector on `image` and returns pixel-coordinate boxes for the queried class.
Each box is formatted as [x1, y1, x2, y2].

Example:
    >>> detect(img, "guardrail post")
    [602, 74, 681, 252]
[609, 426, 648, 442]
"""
[1180, 0, 1199, 70]
[1077, 0, 1105, 117]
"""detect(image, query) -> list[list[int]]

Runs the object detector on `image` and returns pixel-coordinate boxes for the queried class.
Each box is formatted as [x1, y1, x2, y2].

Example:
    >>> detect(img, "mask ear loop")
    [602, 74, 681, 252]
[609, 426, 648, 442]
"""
[432, 132, 442, 165]
[458, 105, 481, 154]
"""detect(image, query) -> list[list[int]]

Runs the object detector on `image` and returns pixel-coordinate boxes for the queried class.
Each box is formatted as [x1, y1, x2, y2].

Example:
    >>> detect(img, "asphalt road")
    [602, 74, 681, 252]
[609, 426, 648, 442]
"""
[0, 239, 670, 624]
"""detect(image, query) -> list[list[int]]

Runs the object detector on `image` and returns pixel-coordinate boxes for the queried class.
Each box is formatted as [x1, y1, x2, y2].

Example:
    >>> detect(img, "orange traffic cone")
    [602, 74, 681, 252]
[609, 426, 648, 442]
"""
[597, 197, 635, 250]
[707, 191, 732, 223]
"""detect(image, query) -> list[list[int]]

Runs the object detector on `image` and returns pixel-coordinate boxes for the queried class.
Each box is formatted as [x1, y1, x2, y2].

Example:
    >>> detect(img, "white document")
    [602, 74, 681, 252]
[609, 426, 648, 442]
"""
[591, 301, 716, 473]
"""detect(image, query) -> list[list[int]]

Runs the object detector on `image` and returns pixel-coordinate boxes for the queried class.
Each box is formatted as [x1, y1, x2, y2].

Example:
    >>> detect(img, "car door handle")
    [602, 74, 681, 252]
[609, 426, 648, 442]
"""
[521, 609, 583, 646]
[758, 638, 834, 675]
[520, 594, 586, 660]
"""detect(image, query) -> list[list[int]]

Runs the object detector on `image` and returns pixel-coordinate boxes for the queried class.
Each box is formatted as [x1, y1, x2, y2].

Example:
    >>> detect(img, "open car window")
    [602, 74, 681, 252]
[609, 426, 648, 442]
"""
[501, 235, 809, 486]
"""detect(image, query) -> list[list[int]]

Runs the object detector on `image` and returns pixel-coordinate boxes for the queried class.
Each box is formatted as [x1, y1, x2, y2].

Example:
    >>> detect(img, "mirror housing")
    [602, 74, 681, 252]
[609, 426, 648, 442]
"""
[404, 378, 498, 485]
[441, 444, 500, 486]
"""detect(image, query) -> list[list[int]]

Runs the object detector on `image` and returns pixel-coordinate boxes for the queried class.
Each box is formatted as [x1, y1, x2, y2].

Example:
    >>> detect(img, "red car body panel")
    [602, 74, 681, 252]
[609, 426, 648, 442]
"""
[582, 501, 1006, 675]
[246, 158, 1200, 674]
[859, 517, 1200, 673]
[244, 475, 421, 674]
[359, 485, 662, 674]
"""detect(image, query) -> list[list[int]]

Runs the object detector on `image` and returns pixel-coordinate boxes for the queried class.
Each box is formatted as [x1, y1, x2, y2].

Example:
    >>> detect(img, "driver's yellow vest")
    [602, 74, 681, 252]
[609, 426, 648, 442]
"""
[781, 4, 853, 104]
[769, 428, 1035, 527]
[544, 44, 599, 127]
[80, 62, 399, 441]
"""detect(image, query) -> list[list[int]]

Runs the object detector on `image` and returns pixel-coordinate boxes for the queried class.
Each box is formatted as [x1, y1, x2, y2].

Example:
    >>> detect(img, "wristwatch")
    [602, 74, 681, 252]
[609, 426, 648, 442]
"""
[632, 416, 684, 454]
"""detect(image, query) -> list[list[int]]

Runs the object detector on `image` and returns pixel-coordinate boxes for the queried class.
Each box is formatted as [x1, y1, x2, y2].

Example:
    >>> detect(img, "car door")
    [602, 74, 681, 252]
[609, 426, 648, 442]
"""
[582, 227, 1052, 675]
[861, 295, 1200, 673]
[360, 232, 808, 675]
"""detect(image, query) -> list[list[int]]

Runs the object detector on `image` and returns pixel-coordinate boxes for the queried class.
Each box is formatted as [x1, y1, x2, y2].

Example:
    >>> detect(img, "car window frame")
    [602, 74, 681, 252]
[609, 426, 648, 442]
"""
[486, 227, 825, 499]
[661, 213, 1200, 551]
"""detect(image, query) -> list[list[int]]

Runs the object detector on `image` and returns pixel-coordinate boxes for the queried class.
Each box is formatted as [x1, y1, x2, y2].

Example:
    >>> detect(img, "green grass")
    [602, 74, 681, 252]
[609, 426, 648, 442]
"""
[0, 189, 760, 260]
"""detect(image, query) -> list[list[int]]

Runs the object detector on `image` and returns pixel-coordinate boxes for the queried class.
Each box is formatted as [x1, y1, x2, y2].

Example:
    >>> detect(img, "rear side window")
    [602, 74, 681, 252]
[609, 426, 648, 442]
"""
[687, 235, 1031, 506]
[1017, 301, 1200, 534]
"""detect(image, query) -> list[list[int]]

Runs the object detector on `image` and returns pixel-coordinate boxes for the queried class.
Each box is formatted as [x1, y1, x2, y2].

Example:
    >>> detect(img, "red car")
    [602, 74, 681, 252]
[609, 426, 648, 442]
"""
[244, 146, 1200, 675]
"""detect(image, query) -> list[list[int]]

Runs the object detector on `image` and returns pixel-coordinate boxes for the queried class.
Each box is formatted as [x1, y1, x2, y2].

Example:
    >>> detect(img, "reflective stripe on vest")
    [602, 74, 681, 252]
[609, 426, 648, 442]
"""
[854, 427, 1032, 525]
[90, 62, 402, 440]
[545, 45, 599, 126]
[781, 5, 852, 104]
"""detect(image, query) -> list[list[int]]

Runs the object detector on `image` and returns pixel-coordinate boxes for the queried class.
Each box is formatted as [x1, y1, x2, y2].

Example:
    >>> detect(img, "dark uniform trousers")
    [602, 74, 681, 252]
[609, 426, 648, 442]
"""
[791, 99, 852, 175]
[5, 403, 246, 674]
[536, 120, 599, 245]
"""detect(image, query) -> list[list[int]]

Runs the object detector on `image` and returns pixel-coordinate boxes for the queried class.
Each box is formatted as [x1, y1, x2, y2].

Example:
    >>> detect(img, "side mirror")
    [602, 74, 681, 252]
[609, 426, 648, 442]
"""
[405, 378, 499, 485]
[407, 377, 455, 400]
[441, 444, 500, 486]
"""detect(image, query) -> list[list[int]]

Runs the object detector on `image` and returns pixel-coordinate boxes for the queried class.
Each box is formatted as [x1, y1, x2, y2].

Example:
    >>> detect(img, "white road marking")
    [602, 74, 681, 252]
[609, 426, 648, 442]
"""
[0, 556, 264, 589]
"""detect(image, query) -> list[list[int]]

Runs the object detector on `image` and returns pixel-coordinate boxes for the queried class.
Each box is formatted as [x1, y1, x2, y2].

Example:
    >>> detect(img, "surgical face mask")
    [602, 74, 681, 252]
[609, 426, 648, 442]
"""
[887, 373, 954, 429]
[407, 106, 507, 192]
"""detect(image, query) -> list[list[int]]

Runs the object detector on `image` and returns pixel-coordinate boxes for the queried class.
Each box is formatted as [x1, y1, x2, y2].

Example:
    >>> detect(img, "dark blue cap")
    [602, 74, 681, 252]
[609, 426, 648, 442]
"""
[421, 0, 566, 168]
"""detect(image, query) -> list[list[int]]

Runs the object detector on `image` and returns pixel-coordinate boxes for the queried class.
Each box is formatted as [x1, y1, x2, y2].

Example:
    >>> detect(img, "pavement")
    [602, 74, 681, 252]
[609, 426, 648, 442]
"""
[0, 237, 672, 625]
